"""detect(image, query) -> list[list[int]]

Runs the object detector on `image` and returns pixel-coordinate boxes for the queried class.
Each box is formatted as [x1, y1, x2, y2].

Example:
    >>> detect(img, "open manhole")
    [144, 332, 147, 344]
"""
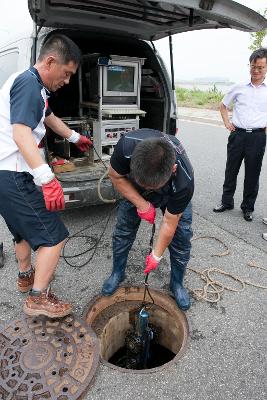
[84, 286, 189, 373]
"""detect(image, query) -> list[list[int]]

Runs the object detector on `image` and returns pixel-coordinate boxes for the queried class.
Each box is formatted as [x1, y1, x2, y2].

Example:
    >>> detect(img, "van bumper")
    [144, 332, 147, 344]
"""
[62, 179, 119, 208]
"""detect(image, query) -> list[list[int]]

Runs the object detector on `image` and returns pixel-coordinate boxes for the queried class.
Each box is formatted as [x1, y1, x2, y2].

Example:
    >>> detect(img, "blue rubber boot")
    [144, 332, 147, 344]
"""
[167, 202, 192, 311]
[170, 267, 190, 311]
[101, 265, 126, 296]
[101, 246, 127, 296]
[102, 199, 141, 296]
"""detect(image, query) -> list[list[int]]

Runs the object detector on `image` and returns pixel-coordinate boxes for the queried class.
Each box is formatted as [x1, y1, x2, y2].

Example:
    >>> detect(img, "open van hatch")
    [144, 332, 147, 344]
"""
[29, 0, 266, 40]
[29, 0, 267, 39]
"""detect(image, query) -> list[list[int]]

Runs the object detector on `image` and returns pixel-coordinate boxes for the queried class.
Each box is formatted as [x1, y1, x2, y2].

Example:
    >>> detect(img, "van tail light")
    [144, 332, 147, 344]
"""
[175, 119, 179, 136]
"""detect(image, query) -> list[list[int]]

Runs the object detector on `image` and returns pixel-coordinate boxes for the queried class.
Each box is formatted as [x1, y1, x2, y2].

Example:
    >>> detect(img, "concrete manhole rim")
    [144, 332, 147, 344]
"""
[83, 286, 190, 374]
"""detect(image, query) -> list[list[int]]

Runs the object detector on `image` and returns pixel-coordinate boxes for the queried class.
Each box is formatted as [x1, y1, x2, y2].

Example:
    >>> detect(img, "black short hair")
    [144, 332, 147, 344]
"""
[249, 47, 267, 63]
[38, 34, 81, 65]
[130, 138, 176, 188]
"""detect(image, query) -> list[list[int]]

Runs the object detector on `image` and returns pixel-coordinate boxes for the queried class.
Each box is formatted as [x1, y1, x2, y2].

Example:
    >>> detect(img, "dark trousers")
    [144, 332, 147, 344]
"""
[112, 199, 193, 277]
[221, 129, 266, 212]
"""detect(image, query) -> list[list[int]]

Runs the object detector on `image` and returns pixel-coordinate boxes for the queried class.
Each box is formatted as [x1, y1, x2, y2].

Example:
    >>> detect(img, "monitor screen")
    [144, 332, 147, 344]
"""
[107, 65, 135, 93]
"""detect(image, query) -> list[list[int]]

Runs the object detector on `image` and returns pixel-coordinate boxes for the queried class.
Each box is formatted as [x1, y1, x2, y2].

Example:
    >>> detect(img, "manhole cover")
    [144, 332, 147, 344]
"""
[0, 314, 99, 399]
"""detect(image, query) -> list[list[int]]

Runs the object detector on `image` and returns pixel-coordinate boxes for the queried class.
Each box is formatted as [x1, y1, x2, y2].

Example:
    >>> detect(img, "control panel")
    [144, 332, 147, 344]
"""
[93, 119, 139, 160]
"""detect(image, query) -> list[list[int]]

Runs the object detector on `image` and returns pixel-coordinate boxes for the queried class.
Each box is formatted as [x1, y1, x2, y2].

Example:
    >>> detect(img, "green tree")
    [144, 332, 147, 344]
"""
[249, 8, 267, 51]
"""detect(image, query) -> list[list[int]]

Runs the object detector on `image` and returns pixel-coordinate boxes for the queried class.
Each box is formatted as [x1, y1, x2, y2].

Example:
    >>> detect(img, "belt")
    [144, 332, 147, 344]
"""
[235, 127, 265, 133]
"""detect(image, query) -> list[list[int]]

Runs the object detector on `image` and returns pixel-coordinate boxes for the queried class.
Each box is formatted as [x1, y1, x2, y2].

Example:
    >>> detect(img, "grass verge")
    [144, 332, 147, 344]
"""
[176, 85, 224, 109]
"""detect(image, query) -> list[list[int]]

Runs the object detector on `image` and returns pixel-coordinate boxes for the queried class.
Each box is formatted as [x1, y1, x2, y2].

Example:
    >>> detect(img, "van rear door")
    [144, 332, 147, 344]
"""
[28, 0, 267, 39]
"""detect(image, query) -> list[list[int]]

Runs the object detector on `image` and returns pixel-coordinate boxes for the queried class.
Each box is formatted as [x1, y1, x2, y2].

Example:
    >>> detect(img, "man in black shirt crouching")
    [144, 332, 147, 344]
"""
[101, 128, 194, 311]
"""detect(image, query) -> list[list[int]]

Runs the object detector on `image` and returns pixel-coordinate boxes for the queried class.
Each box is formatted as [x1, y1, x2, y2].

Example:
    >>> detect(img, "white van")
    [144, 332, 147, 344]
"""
[0, 0, 266, 208]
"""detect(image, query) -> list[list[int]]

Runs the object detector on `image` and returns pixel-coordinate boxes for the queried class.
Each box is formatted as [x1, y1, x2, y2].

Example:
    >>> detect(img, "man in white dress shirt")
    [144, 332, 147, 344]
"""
[213, 48, 267, 222]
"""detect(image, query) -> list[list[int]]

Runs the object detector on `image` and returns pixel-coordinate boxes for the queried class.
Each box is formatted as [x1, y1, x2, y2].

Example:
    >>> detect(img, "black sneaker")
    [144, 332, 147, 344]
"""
[243, 211, 253, 222]
[213, 204, 234, 212]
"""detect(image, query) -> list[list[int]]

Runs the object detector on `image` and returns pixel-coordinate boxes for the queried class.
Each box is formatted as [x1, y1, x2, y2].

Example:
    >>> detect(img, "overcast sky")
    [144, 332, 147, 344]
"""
[0, 0, 266, 83]
[155, 0, 267, 82]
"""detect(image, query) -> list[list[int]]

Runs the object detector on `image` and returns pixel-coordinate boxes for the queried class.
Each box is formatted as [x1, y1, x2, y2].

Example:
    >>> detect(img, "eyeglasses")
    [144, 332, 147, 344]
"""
[250, 64, 266, 72]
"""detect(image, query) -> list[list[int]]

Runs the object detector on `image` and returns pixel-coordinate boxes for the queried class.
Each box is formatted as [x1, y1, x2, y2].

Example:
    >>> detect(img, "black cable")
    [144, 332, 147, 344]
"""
[56, 135, 119, 268]
[61, 203, 117, 268]
[92, 143, 109, 170]
[143, 276, 155, 306]
[141, 224, 156, 307]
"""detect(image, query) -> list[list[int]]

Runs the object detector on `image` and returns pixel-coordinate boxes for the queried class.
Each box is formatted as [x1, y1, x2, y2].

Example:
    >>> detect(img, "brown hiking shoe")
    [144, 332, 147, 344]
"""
[17, 268, 35, 293]
[17, 269, 55, 293]
[23, 287, 72, 318]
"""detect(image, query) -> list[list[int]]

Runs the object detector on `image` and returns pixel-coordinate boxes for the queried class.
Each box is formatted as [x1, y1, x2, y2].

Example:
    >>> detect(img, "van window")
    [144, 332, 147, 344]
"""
[0, 50, 19, 87]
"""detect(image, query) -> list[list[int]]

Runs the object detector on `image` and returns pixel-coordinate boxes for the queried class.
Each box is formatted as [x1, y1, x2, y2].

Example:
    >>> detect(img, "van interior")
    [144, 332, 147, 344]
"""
[45, 29, 171, 173]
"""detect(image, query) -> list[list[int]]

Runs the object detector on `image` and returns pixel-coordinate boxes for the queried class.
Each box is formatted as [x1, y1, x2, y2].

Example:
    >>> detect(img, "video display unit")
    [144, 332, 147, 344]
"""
[103, 61, 139, 98]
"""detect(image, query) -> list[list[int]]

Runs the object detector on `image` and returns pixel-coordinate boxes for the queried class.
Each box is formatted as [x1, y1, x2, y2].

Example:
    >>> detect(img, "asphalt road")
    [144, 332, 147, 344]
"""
[0, 120, 266, 400]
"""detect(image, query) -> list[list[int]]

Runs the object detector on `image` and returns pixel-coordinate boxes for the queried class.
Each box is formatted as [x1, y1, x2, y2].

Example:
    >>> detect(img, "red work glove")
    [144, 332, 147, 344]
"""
[144, 252, 160, 274]
[75, 135, 92, 152]
[137, 202, 156, 224]
[42, 178, 65, 211]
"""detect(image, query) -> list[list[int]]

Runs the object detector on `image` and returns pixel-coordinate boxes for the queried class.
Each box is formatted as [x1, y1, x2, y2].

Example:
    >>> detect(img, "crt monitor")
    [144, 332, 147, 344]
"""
[103, 61, 139, 97]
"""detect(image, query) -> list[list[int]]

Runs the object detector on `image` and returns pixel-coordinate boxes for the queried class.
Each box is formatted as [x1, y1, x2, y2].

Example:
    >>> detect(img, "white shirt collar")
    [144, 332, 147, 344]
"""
[248, 77, 267, 87]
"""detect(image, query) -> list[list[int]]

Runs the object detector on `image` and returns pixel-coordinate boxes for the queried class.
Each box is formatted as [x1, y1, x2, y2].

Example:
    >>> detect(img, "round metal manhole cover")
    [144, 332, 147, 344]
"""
[0, 314, 99, 399]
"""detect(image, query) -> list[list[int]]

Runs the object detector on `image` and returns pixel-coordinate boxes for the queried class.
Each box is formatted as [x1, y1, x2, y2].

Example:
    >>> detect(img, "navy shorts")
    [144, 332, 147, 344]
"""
[0, 171, 69, 251]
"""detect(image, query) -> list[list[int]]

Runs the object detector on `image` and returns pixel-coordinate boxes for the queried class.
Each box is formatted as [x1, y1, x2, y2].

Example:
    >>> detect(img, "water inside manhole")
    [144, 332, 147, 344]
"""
[84, 287, 189, 373]
[109, 342, 175, 369]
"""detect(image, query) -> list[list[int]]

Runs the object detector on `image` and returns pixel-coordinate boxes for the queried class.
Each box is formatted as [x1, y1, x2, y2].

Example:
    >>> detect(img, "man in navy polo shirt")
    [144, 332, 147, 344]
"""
[0, 34, 91, 318]
[101, 129, 194, 311]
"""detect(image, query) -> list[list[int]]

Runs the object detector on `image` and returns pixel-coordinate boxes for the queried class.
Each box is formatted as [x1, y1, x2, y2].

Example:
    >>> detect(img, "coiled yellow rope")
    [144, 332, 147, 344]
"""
[187, 236, 267, 303]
